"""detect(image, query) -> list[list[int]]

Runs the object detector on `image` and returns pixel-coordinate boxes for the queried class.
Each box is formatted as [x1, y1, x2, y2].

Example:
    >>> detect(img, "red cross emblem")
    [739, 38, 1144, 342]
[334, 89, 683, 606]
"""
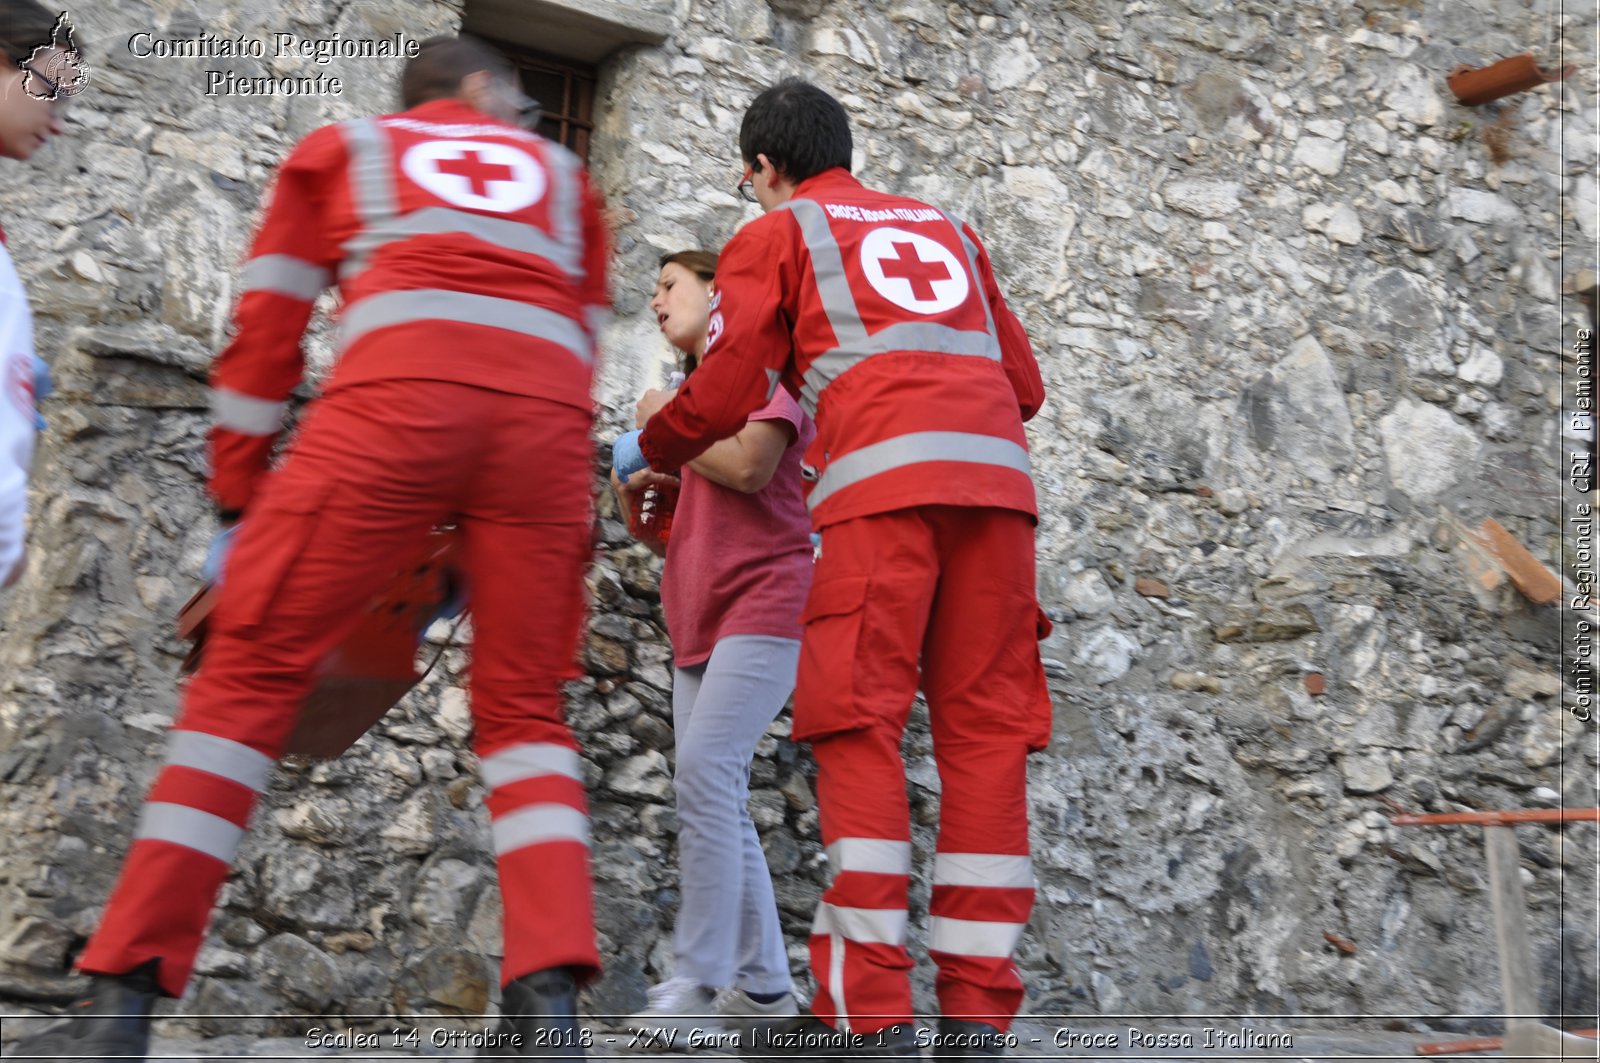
[878, 241, 952, 301]
[860, 227, 969, 314]
[434, 149, 518, 197]
[401, 140, 546, 213]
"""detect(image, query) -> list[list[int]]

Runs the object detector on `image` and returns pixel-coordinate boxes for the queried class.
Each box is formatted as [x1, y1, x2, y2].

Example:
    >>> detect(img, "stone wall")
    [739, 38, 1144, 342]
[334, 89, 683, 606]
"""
[1, 0, 1595, 1040]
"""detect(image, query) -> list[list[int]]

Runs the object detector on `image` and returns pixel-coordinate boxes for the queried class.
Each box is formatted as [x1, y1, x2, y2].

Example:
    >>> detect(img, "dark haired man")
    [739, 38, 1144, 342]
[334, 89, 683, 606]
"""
[21, 34, 607, 1062]
[636, 77, 1050, 1058]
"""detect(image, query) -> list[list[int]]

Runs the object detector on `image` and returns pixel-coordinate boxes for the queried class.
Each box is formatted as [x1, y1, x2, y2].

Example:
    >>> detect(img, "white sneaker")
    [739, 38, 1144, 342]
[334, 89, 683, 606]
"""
[711, 986, 799, 1035]
[624, 976, 724, 1048]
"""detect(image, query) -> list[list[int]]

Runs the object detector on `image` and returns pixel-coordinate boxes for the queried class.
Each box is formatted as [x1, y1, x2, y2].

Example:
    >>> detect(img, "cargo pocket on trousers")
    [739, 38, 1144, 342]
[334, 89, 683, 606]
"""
[215, 480, 337, 637]
[792, 572, 871, 743]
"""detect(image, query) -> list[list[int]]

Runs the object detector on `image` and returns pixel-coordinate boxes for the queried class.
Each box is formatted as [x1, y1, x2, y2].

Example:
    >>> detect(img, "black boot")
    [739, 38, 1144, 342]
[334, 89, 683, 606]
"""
[483, 967, 585, 1058]
[742, 1011, 922, 1061]
[9, 962, 160, 1063]
[933, 1019, 1007, 1057]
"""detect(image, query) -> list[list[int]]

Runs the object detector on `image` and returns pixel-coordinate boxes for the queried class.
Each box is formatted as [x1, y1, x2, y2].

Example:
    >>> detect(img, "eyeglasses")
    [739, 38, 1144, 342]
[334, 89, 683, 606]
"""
[737, 164, 756, 203]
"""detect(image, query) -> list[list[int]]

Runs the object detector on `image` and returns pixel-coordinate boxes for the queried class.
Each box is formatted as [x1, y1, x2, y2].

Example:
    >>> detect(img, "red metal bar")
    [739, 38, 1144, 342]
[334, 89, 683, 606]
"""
[1392, 809, 1600, 827]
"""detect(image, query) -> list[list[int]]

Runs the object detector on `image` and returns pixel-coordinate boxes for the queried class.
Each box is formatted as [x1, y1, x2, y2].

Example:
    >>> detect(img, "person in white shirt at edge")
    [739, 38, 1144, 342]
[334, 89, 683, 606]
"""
[611, 250, 813, 1044]
[0, 0, 71, 590]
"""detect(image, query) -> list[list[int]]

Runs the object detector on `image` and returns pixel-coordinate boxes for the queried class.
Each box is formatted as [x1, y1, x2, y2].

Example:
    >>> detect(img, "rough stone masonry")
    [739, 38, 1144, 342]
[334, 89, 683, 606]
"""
[0, 0, 1595, 1043]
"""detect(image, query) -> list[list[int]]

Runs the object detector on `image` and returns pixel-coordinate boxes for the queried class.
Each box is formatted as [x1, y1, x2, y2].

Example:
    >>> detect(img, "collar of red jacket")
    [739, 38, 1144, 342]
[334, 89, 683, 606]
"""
[790, 167, 862, 199]
[401, 97, 520, 130]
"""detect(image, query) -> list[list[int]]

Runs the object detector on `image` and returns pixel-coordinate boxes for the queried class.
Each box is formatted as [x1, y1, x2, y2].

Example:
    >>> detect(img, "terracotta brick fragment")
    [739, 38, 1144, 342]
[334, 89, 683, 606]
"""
[1475, 518, 1561, 605]
[1322, 931, 1357, 955]
[1305, 672, 1327, 696]
[1135, 577, 1171, 598]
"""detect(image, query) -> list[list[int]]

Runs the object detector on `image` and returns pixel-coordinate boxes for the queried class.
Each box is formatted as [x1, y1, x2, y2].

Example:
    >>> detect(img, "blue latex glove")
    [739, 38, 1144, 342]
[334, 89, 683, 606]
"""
[612, 429, 649, 480]
[202, 524, 237, 585]
[30, 355, 51, 431]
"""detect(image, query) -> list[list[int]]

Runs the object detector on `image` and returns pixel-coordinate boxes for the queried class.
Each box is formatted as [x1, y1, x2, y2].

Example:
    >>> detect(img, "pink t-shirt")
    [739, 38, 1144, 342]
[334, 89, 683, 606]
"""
[660, 388, 816, 667]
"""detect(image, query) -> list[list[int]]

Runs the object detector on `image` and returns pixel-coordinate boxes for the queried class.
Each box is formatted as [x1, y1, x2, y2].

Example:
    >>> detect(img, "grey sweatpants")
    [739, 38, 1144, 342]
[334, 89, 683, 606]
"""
[670, 634, 799, 994]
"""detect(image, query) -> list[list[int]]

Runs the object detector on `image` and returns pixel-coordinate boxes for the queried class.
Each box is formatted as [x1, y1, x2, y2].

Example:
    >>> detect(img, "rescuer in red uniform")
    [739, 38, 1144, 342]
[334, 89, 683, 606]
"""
[23, 37, 608, 1060]
[635, 79, 1051, 1059]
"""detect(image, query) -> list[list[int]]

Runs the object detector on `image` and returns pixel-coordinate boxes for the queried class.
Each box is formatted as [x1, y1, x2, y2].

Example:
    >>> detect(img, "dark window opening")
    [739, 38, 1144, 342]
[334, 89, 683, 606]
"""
[502, 47, 596, 160]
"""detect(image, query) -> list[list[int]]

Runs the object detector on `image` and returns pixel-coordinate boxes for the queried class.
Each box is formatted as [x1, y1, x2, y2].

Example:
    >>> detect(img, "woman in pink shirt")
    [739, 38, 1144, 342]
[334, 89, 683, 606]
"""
[613, 250, 814, 1040]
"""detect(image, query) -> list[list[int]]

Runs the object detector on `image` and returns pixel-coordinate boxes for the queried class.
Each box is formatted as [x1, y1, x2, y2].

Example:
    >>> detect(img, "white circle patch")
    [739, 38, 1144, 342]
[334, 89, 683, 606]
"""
[401, 140, 545, 213]
[859, 228, 969, 315]
[706, 311, 725, 351]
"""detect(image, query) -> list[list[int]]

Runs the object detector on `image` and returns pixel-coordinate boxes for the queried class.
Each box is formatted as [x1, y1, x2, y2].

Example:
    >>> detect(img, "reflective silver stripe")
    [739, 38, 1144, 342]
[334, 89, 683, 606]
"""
[583, 305, 611, 340]
[135, 802, 244, 864]
[942, 212, 1001, 344]
[811, 902, 908, 946]
[829, 931, 848, 1034]
[544, 145, 584, 278]
[166, 731, 273, 792]
[340, 118, 396, 278]
[491, 803, 590, 856]
[343, 117, 396, 220]
[932, 853, 1035, 890]
[827, 838, 912, 877]
[479, 743, 584, 790]
[800, 321, 1001, 415]
[779, 199, 867, 347]
[807, 431, 1032, 512]
[211, 387, 287, 437]
[339, 207, 582, 281]
[927, 915, 1027, 958]
[241, 254, 329, 301]
[339, 290, 593, 366]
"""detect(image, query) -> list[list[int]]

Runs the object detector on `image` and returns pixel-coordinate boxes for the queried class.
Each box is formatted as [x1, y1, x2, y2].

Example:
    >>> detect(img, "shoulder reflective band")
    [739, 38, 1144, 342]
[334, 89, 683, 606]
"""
[543, 143, 585, 278]
[941, 212, 1001, 342]
[339, 206, 582, 283]
[342, 117, 397, 222]
[490, 803, 590, 856]
[211, 387, 288, 437]
[241, 254, 329, 302]
[805, 430, 1031, 513]
[166, 729, 274, 792]
[339, 117, 398, 277]
[339, 289, 593, 366]
[778, 199, 1004, 417]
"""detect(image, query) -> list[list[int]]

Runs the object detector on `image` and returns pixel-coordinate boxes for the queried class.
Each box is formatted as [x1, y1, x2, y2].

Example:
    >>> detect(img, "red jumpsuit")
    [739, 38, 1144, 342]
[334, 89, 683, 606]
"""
[78, 98, 610, 996]
[639, 168, 1050, 1033]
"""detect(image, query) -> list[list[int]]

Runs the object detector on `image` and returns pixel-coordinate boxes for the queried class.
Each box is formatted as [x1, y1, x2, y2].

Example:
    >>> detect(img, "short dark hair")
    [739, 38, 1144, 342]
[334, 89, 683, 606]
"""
[400, 34, 513, 108]
[1, 1, 82, 65]
[738, 78, 852, 184]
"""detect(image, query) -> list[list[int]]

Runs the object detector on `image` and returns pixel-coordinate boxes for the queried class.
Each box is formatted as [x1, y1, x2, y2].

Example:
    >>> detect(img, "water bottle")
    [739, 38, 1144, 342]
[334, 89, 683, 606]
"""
[631, 371, 685, 546]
